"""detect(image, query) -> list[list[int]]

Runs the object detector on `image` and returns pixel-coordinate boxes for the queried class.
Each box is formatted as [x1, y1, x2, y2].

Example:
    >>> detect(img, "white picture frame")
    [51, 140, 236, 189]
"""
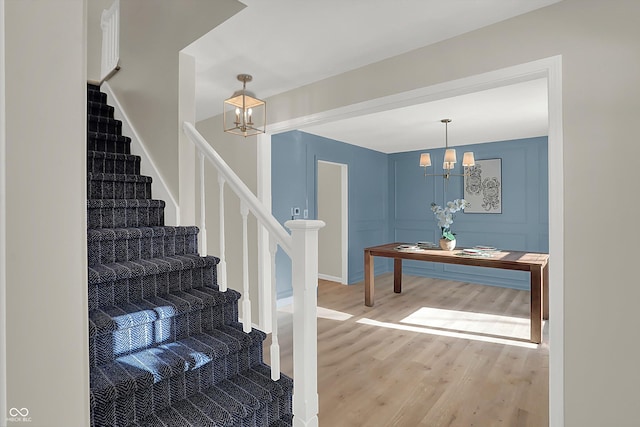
[464, 158, 502, 213]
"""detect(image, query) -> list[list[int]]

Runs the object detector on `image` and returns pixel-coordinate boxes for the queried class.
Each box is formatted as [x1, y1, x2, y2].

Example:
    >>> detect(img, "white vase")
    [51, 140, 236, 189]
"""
[439, 238, 456, 251]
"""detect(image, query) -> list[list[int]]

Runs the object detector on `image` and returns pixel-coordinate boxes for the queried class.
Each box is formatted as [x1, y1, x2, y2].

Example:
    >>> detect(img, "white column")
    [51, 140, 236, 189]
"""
[285, 219, 325, 427]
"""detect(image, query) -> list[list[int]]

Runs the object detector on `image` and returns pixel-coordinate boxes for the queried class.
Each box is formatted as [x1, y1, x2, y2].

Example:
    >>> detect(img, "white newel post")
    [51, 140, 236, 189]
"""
[285, 219, 325, 427]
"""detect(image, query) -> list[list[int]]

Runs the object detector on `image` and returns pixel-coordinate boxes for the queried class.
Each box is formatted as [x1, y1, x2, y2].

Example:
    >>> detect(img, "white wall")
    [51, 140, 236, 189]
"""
[262, 1, 640, 425]
[4, 0, 89, 425]
[105, 0, 244, 202]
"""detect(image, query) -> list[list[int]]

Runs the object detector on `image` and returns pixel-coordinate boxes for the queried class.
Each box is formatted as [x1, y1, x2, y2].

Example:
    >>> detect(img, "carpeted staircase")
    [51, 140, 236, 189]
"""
[87, 83, 293, 427]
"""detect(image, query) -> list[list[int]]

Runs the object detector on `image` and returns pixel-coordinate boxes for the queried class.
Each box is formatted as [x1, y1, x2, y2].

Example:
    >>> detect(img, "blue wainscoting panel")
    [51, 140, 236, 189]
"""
[273, 132, 547, 296]
[272, 131, 390, 298]
[389, 136, 548, 290]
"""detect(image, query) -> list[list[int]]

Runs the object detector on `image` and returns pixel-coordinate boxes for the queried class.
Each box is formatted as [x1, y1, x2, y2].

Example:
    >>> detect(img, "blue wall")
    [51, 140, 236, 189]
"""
[389, 137, 548, 290]
[273, 131, 548, 296]
[272, 131, 390, 298]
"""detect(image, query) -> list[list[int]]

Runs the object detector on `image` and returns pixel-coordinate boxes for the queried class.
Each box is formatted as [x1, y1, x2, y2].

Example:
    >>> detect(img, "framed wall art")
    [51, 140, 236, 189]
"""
[464, 158, 502, 213]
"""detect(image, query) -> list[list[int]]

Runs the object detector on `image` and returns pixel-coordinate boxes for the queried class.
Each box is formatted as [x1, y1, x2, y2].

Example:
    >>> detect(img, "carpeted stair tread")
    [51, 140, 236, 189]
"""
[88, 131, 131, 155]
[251, 363, 293, 392]
[87, 198, 164, 209]
[88, 115, 123, 134]
[88, 88, 107, 104]
[88, 150, 141, 175]
[88, 100, 114, 119]
[269, 414, 293, 427]
[87, 226, 199, 267]
[88, 253, 217, 285]
[91, 327, 265, 398]
[87, 198, 165, 228]
[131, 386, 250, 427]
[88, 130, 131, 144]
[88, 173, 153, 200]
[89, 173, 153, 183]
[87, 226, 199, 243]
[88, 285, 238, 337]
[130, 363, 291, 427]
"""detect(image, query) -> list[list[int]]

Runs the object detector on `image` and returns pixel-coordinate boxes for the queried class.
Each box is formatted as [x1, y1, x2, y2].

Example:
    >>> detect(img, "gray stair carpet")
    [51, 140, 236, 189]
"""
[87, 83, 292, 427]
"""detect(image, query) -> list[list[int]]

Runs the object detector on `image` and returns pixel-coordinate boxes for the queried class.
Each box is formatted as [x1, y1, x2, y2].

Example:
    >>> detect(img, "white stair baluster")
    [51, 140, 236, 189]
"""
[198, 152, 207, 255]
[240, 201, 251, 332]
[217, 173, 227, 292]
[269, 237, 280, 381]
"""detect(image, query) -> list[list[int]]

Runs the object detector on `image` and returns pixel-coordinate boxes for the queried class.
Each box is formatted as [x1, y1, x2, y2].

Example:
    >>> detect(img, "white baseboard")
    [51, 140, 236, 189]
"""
[100, 82, 180, 225]
[276, 296, 293, 309]
[318, 273, 346, 284]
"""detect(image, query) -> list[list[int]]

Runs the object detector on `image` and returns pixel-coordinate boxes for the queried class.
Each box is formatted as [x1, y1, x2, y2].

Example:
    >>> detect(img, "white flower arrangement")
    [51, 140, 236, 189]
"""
[430, 199, 470, 241]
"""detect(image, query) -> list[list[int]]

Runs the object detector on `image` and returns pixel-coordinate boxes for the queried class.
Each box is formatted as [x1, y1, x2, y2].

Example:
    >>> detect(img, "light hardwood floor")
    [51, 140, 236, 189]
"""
[264, 274, 549, 427]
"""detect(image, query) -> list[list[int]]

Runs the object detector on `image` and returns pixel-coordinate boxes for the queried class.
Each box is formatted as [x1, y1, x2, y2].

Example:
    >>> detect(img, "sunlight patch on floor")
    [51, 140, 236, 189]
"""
[278, 304, 353, 321]
[401, 306, 529, 337]
[356, 317, 540, 349]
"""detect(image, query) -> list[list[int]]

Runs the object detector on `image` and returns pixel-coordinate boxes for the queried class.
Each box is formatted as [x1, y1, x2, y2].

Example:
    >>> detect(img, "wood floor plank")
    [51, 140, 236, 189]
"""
[264, 274, 549, 426]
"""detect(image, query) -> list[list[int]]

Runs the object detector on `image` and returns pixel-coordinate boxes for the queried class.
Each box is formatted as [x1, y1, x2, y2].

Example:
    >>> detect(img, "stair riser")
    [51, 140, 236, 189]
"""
[88, 265, 215, 310]
[88, 137, 131, 155]
[88, 205, 164, 229]
[92, 343, 265, 427]
[88, 90, 107, 104]
[88, 155, 140, 175]
[88, 179, 152, 200]
[87, 232, 198, 267]
[89, 118, 122, 135]
[90, 304, 240, 367]
[88, 102, 114, 119]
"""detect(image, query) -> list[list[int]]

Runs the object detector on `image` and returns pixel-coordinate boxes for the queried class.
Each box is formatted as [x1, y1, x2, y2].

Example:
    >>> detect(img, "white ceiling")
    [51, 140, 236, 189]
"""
[183, 0, 558, 152]
[300, 78, 549, 153]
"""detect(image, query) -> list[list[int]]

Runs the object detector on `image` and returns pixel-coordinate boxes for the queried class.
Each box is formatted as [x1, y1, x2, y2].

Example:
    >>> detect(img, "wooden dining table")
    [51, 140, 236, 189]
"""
[364, 242, 550, 343]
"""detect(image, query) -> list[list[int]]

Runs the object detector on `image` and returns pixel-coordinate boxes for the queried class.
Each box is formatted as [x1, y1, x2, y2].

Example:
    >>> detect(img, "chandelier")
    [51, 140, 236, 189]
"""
[223, 74, 266, 137]
[419, 119, 475, 180]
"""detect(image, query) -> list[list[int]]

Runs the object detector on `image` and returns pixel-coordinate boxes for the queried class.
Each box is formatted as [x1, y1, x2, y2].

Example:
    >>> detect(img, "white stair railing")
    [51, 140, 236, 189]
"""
[100, 0, 120, 83]
[182, 121, 324, 427]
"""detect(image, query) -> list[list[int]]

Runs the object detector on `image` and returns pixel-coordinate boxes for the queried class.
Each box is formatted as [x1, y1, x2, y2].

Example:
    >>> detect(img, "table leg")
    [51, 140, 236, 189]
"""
[365, 250, 374, 306]
[543, 261, 549, 320]
[530, 267, 543, 344]
[394, 258, 402, 293]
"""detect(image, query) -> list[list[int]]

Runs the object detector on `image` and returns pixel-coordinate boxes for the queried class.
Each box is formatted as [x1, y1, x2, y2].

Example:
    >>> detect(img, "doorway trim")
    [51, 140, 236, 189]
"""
[316, 160, 349, 285]
[259, 55, 563, 426]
